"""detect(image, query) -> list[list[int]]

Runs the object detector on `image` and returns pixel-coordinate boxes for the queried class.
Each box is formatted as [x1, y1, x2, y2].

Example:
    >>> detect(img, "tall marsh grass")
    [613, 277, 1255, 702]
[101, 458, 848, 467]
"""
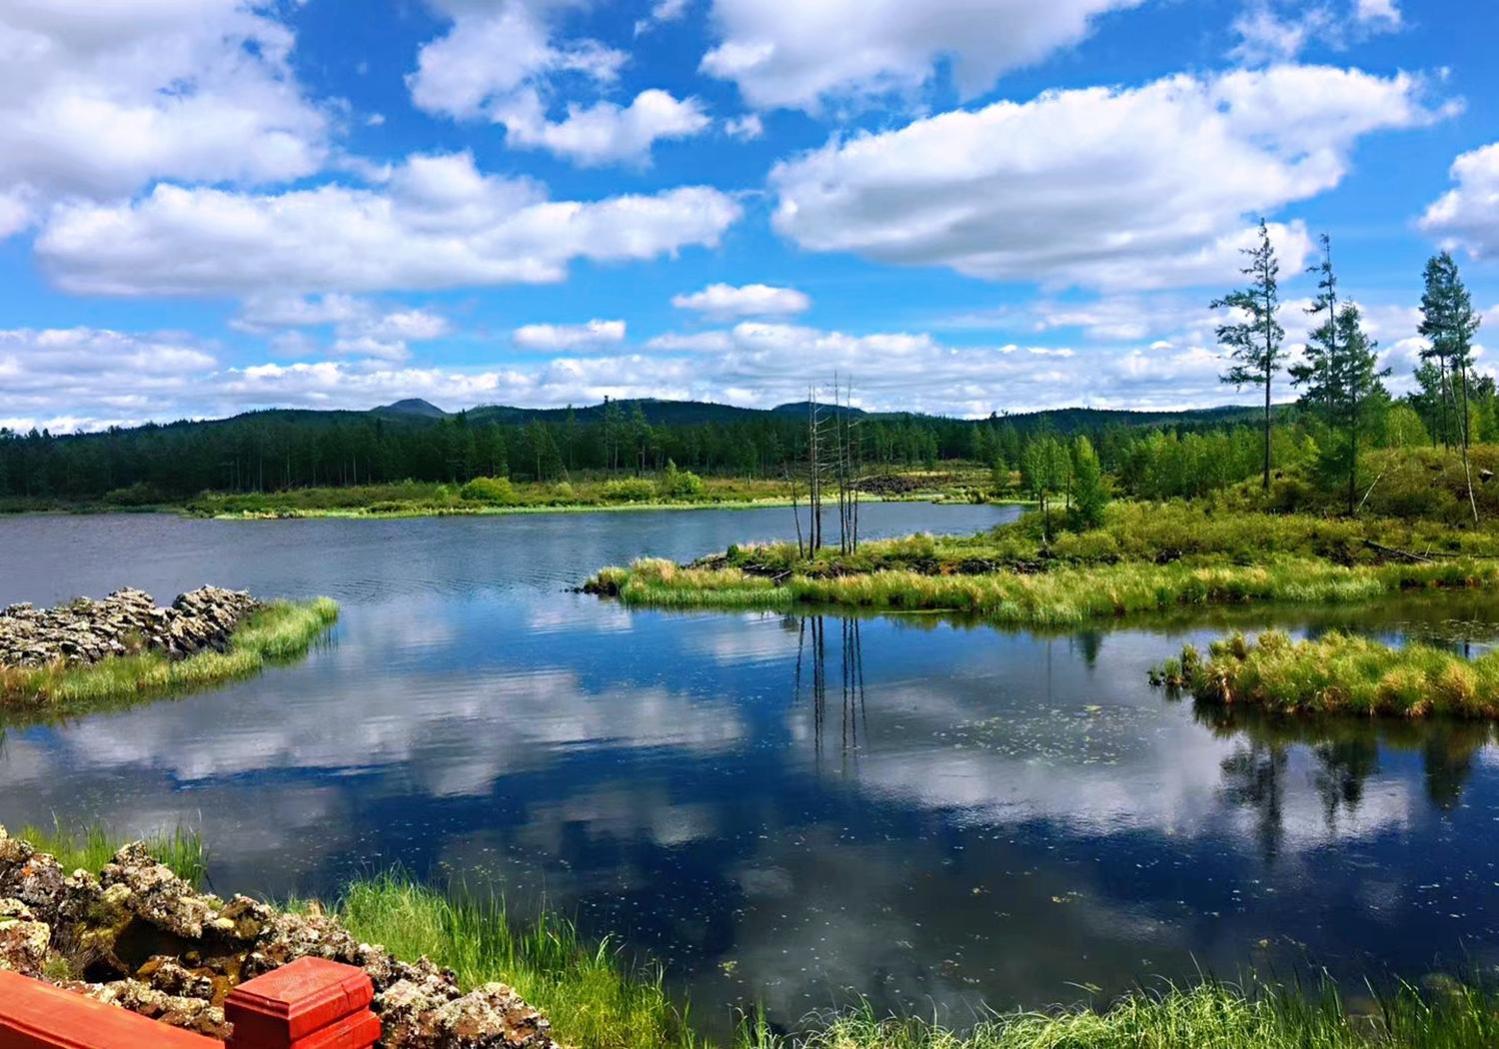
[1155, 630, 1499, 718]
[0, 597, 339, 711]
[595, 557, 1498, 626]
[12, 822, 206, 886]
[335, 874, 703, 1049]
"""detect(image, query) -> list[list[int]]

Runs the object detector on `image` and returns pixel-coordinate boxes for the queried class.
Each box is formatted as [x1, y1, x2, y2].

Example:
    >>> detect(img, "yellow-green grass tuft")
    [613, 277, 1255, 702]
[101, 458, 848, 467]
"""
[1155, 629, 1499, 719]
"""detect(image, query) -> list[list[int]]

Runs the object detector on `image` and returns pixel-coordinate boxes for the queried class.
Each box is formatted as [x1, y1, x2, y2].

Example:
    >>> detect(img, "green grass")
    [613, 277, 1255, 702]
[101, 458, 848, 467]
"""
[0, 597, 339, 712]
[333, 874, 704, 1049]
[1153, 630, 1499, 719]
[588, 501, 1499, 625]
[592, 555, 1499, 626]
[12, 822, 206, 887]
[781, 980, 1499, 1049]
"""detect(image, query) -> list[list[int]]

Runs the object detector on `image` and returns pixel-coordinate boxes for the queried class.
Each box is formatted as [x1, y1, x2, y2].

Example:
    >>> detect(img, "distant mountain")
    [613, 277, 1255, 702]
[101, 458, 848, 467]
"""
[375, 398, 448, 419]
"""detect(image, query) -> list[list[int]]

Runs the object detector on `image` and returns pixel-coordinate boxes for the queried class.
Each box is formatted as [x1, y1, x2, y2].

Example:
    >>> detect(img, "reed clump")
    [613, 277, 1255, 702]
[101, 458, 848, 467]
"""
[1153, 630, 1499, 718]
[0, 597, 339, 710]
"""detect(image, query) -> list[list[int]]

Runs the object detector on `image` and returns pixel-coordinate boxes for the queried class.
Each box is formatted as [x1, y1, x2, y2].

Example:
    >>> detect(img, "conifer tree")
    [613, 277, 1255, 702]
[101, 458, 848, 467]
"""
[1290, 237, 1388, 514]
[1213, 220, 1286, 490]
[1419, 251, 1483, 521]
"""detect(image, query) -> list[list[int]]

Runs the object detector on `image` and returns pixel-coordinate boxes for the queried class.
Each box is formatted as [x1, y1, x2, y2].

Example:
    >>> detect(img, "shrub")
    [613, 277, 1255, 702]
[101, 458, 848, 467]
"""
[102, 482, 166, 507]
[601, 478, 658, 502]
[659, 460, 706, 498]
[459, 476, 514, 504]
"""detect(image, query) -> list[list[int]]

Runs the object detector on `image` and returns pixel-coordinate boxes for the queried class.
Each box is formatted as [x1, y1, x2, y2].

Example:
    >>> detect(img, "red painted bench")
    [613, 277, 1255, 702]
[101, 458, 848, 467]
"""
[0, 958, 379, 1049]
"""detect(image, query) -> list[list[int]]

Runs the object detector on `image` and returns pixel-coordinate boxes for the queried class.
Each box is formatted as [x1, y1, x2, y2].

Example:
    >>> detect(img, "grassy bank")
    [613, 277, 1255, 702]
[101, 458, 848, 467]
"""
[1154, 630, 1499, 719]
[588, 503, 1499, 625]
[0, 597, 338, 712]
[12, 827, 1499, 1048]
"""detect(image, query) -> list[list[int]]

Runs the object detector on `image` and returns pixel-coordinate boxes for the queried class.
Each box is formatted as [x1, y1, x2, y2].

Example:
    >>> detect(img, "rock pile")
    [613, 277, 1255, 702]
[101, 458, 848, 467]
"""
[0, 827, 558, 1049]
[0, 587, 259, 669]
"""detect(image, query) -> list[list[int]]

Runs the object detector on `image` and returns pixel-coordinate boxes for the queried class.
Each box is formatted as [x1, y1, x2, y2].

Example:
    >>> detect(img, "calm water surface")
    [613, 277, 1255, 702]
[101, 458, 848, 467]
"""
[3, 504, 1499, 1032]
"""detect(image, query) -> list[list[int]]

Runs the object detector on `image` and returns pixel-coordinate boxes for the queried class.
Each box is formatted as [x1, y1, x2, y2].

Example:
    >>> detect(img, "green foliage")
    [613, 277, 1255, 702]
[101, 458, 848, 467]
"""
[459, 476, 516, 504]
[336, 875, 700, 1049]
[1213, 219, 1287, 490]
[1068, 436, 1108, 529]
[660, 460, 706, 498]
[601, 478, 661, 502]
[1, 598, 338, 712]
[1157, 629, 1499, 719]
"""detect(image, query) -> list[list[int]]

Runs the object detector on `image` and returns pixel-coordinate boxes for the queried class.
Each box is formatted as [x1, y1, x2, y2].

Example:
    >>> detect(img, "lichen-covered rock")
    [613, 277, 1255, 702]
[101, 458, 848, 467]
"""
[81, 979, 231, 1038]
[0, 587, 259, 670]
[0, 827, 66, 925]
[1, 828, 560, 1049]
[101, 843, 217, 940]
[0, 898, 50, 976]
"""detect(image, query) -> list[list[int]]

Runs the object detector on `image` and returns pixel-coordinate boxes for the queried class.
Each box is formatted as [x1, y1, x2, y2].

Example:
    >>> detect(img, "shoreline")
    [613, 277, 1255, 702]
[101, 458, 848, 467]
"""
[0, 595, 339, 717]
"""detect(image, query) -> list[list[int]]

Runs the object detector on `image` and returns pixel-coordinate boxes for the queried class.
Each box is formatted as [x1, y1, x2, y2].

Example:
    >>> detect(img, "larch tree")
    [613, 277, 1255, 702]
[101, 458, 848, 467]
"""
[1212, 220, 1286, 491]
[1419, 251, 1483, 522]
[1290, 237, 1388, 515]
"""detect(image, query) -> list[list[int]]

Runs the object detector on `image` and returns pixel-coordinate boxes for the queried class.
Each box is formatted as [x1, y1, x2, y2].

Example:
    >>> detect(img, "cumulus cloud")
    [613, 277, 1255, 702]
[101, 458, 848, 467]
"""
[723, 113, 764, 140]
[770, 66, 1446, 290]
[233, 293, 452, 363]
[1420, 142, 1499, 260]
[0, 327, 218, 432]
[700, 0, 1140, 111]
[1229, 1, 1406, 64]
[672, 282, 810, 318]
[409, 0, 708, 165]
[496, 88, 711, 166]
[35, 151, 742, 297]
[0, 0, 328, 235]
[1356, 0, 1401, 26]
[513, 319, 627, 350]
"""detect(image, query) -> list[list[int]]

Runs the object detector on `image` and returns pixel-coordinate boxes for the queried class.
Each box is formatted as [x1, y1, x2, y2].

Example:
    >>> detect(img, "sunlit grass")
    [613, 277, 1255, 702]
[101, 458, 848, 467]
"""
[335, 874, 703, 1049]
[12, 822, 206, 887]
[1155, 629, 1499, 719]
[591, 556, 1497, 626]
[0, 597, 338, 710]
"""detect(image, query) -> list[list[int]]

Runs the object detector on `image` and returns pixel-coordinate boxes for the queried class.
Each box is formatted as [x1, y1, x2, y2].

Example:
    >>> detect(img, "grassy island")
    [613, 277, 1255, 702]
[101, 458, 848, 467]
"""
[1154, 630, 1499, 719]
[588, 502, 1499, 626]
[0, 597, 338, 713]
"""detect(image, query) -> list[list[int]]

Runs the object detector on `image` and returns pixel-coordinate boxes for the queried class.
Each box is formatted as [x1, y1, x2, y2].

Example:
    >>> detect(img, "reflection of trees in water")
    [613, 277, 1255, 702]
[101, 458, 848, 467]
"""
[790, 616, 867, 762]
[1195, 704, 1495, 852]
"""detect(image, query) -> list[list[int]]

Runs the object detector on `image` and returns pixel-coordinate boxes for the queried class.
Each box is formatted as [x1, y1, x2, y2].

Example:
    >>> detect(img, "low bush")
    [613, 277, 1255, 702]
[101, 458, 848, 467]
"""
[460, 476, 515, 504]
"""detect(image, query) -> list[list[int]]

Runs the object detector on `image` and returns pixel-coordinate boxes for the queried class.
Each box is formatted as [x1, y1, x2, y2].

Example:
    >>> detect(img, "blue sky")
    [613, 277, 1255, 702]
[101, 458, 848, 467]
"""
[2, 0, 1497, 429]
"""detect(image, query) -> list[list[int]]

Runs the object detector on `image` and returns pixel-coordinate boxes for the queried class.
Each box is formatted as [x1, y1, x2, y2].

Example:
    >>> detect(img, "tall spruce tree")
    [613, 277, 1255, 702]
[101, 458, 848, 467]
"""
[1213, 220, 1286, 490]
[1419, 251, 1483, 521]
[1292, 236, 1389, 514]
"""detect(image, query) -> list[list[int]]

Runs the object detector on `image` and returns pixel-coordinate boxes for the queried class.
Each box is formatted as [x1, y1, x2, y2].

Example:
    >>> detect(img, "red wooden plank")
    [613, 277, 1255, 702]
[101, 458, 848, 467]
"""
[0, 971, 219, 1049]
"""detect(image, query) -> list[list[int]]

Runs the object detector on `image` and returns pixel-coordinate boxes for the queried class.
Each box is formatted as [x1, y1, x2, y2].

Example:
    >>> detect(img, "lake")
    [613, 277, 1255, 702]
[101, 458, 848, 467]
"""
[3, 504, 1499, 1033]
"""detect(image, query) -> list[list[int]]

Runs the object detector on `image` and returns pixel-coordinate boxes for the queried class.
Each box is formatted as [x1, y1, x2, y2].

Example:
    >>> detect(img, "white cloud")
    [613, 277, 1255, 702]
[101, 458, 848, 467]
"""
[700, 0, 1141, 111]
[770, 66, 1446, 290]
[0, 327, 218, 432]
[408, 1, 707, 165]
[0, 0, 328, 235]
[36, 151, 742, 297]
[496, 88, 711, 166]
[234, 294, 452, 363]
[408, 0, 624, 121]
[1420, 142, 1499, 260]
[1356, 0, 1401, 26]
[672, 282, 810, 318]
[635, 0, 691, 35]
[723, 113, 764, 140]
[513, 319, 627, 350]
